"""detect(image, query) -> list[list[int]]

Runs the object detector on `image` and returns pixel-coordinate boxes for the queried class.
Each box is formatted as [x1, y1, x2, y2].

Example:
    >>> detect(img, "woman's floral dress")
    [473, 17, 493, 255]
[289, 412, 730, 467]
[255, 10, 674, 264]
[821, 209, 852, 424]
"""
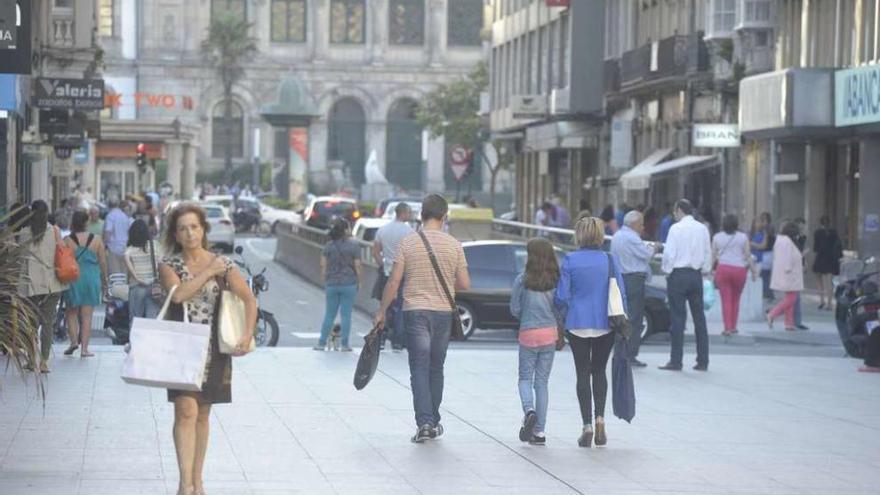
[162, 255, 233, 404]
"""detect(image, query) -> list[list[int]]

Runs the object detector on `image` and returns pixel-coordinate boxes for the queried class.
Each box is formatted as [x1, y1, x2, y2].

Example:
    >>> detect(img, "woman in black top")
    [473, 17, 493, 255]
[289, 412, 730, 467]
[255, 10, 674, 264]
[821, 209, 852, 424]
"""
[812, 215, 842, 310]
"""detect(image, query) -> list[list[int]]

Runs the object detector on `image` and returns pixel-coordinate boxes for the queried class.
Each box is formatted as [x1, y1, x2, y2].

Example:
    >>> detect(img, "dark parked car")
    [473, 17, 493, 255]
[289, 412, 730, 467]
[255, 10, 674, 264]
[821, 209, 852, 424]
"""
[456, 241, 670, 340]
[303, 196, 361, 230]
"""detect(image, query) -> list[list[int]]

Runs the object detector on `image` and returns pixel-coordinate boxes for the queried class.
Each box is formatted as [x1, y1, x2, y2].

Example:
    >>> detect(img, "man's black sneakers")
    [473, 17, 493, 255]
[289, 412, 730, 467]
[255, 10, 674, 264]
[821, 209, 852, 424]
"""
[528, 434, 546, 445]
[411, 424, 434, 443]
[519, 410, 538, 442]
[431, 423, 444, 439]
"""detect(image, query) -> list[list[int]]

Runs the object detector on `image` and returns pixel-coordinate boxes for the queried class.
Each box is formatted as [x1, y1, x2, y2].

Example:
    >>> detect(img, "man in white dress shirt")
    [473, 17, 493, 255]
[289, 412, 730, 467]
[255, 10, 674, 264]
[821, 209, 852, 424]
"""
[659, 199, 712, 371]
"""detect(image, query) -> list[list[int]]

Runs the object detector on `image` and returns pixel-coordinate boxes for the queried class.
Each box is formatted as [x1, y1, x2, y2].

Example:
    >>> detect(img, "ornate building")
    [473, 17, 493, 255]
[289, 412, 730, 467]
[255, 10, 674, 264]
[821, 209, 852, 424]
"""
[95, 0, 487, 201]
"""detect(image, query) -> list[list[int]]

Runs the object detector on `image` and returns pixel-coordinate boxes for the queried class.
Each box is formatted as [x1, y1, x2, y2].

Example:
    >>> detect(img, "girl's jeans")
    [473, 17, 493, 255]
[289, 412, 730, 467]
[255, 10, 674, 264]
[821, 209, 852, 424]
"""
[128, 284, 160, 324]
[319, 284, 357, 347]
[518, 344, 556, 433]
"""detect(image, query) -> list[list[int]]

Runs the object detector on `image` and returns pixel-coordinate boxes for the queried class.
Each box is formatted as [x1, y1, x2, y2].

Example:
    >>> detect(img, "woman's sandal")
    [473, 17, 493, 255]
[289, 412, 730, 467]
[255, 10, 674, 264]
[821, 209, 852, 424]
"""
[80, 351, 95, 358]
[63, 345, 79, 356]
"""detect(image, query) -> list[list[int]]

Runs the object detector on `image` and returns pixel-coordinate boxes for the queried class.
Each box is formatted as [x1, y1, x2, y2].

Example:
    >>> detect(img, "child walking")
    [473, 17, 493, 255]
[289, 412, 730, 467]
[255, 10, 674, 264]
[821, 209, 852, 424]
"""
[510, 238, 565, 445]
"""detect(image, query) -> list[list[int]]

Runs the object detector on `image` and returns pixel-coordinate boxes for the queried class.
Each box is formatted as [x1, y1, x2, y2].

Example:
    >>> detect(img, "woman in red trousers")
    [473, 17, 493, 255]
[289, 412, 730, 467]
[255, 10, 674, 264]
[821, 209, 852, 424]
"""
[713, 214, 757, 336]
[766, 222, 805, 331]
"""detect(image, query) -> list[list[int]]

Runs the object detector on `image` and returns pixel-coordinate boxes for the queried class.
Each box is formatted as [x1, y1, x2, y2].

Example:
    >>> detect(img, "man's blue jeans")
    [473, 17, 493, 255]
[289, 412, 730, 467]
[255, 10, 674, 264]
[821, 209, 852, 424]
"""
[404, 310, 452, 427]
[518, 344, 555, 433]
[384, 283, 406, 349]
[318, 284, 357, 347]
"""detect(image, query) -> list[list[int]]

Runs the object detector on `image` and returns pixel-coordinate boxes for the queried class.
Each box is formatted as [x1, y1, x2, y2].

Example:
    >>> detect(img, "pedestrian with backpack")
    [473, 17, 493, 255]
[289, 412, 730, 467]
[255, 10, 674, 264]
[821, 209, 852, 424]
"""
[63, 210, 108, 358]
[18, 200, 68, 373]
[510, 238, 564, 445]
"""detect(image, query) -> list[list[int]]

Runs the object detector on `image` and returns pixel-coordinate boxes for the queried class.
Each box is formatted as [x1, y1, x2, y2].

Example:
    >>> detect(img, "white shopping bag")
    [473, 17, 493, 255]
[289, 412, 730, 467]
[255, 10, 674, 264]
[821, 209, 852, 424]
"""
[121, 286, 211, 391]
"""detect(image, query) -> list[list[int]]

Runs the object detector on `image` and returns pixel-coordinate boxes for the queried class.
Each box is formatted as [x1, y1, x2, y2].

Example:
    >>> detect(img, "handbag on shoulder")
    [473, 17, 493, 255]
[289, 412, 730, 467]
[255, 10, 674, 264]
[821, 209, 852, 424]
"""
[417, 231, 466, 341]
[217, 272, 256, 354]
[148, 240, 166, 305]
[54, 228, 80, 284]
[606, 253, 631, 340]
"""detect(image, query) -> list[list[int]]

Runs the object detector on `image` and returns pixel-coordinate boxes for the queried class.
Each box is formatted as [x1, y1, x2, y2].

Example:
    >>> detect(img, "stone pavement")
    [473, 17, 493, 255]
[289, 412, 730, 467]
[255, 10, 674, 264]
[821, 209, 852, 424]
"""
[1, 345, 878, 495]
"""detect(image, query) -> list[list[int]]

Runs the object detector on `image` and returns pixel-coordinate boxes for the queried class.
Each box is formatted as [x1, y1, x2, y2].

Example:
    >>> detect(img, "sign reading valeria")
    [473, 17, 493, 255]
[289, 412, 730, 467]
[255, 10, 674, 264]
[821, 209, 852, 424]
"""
[35, 78, 105, 110]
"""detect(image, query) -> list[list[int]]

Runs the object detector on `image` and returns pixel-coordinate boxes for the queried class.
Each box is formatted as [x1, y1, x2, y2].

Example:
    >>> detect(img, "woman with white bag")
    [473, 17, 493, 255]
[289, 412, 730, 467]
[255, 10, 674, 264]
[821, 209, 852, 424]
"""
[159, 203, 257, 495]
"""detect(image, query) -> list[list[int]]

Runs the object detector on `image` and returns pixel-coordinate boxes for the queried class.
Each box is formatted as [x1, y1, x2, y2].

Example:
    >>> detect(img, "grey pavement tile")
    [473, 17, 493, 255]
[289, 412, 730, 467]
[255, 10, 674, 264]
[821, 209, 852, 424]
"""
[9, 427, 88, 453]
[0, 449, 84, 477]
[249, 480, 336, 494]
[80, 448, 163, 480]
[78, 479, 167, 494]
[0, 477, 78, 495]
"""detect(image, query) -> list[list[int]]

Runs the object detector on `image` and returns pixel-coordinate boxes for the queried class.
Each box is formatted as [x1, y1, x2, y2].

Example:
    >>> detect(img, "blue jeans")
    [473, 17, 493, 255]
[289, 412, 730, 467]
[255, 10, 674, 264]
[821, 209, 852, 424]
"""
[518, 344, 555, 433]
[384, 283, 406, 349]
[318, 284, 357, 347]
[404, 310, 452, 427]
[761, 269, 773, 299]
[128, 284, 160, 324]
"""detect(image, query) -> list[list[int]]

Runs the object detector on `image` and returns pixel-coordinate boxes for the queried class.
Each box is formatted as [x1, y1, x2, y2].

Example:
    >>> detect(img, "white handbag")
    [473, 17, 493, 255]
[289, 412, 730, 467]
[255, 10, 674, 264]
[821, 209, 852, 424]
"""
[121, 286, 211, 391]
[218, 286, 255, 354]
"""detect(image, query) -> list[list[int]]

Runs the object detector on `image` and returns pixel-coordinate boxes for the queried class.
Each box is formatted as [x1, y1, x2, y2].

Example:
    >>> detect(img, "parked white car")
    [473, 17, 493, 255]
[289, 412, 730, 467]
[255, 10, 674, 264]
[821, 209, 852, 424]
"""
[352, 217, 390, 243]
[381, 201, 422, 221]
[258, 202, 302, 234]
[200, 202, 235, 252]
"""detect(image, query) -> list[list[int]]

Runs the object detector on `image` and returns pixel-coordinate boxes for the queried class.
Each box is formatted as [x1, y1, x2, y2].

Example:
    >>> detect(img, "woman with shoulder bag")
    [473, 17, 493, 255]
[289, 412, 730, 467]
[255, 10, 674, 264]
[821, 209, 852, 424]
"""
[159, 203, 257, 495]
[18, 200, 68, 373]
[63, 210, 109, 358]
[555, 217, 628, 448]
[712, 214, 758, 337]
[124, 219, 161, 323]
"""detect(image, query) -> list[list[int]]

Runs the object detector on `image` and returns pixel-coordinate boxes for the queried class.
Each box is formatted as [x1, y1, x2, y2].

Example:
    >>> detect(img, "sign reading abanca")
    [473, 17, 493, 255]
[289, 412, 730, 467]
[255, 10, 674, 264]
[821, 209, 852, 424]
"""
[836, 65, 880, 127]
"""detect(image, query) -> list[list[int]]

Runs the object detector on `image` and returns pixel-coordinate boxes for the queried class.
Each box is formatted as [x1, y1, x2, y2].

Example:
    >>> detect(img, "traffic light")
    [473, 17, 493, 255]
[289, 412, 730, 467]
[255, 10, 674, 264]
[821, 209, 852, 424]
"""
[136, 142, 147, 170]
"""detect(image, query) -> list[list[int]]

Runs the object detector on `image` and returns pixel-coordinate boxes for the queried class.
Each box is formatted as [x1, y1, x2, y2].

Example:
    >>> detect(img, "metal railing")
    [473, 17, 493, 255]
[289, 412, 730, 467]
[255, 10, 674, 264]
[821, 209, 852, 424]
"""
[277, 221, 376, 266]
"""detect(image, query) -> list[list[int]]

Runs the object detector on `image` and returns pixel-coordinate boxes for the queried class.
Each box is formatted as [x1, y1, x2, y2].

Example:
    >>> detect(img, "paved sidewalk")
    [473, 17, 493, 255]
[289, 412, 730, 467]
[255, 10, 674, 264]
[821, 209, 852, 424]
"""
[1, 345, 877, 495]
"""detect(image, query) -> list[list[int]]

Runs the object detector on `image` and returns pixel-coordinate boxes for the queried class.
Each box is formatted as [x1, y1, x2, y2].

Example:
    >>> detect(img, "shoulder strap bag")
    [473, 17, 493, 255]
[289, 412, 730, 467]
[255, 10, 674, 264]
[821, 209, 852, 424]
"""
[606, 253, 631, 340]
[148, 240, 167, 305]
[417, 230, 466, 341]
[217, 259, 256, 355]
[54, 230, 82, 284]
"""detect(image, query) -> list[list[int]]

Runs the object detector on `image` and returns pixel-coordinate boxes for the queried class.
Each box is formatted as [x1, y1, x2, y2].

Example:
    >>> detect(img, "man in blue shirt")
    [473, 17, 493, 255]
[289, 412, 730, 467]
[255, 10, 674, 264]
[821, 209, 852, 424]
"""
[658, 203, 674, 243]
[610, 211, 658, 368]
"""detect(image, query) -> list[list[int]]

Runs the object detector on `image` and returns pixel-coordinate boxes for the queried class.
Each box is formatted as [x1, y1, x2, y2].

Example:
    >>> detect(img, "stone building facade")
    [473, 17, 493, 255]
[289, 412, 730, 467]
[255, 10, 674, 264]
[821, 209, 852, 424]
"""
[96, 0, 486, 202]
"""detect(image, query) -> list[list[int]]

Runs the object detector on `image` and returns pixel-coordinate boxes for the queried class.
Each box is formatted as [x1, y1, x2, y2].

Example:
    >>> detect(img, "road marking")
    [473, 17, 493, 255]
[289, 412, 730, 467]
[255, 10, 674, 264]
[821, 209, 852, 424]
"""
[244, 238, 275, 261]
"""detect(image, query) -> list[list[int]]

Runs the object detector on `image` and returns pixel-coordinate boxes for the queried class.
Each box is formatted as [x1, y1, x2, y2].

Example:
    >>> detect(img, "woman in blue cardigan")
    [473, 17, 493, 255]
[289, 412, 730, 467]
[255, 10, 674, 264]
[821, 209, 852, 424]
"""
[555, 216, 627, 448]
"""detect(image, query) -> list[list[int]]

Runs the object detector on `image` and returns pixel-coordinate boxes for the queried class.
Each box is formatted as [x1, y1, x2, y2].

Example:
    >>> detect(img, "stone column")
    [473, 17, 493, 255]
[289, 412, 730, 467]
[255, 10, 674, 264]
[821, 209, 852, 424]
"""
[428, 0, 447, 67]
[165, 140, 184, 198]
[859, 138, 880, 257]
[182, 144, 197, 200]
[370, 0, 388, 65]
[313, 0, 330, 62]
[426, 135, 445, 192]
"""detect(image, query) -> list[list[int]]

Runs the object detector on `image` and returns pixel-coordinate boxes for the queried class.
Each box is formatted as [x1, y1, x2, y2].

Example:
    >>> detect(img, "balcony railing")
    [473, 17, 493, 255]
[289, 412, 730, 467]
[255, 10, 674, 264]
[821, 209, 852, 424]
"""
[618, 34, 709, 88]
[51, 13, 75, 47]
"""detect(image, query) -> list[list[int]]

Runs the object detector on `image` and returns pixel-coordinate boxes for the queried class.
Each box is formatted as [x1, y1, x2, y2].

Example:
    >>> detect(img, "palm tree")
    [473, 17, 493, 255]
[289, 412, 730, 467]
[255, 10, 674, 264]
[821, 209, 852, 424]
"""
[0, 205, 45, 400]
[201, 13, 258, 184]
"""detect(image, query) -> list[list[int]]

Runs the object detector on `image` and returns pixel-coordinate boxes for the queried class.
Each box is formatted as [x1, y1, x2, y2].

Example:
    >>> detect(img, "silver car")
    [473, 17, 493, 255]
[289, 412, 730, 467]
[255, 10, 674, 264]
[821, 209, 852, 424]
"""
[200, 203, 235, 253]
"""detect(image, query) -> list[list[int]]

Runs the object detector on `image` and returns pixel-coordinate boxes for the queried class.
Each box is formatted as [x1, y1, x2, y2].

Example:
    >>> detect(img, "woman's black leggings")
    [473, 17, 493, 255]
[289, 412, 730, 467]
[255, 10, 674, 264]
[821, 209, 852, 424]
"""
[568, 332, 615, 425]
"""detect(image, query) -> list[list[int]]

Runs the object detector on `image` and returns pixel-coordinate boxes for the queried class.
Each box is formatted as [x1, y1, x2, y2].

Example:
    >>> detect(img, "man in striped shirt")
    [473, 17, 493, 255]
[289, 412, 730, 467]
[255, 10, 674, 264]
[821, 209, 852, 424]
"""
[375, 194, 471, 444]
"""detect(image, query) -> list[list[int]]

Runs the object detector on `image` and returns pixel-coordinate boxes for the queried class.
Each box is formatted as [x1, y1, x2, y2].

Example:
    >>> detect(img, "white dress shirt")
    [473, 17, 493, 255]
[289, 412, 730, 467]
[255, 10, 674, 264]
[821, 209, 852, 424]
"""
[661, 215, 712, 275]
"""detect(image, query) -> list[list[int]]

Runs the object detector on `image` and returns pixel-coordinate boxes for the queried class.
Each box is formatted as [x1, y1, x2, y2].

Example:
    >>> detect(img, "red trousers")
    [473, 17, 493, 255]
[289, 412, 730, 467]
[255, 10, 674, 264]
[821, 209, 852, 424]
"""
[769, 292, 799, 328]
[714, 264, 748, 331]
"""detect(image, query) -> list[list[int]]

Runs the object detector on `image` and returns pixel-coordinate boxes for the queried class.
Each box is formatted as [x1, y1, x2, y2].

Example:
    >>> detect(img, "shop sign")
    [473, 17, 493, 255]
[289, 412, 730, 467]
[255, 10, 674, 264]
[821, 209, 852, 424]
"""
[39, 109, 85, 147]
[0, 0, 31, 74]
[105, 92, 195, 111]
[0, 1, 17, 49]
[836, 65, 880, 127]
[693, 123, 740, 148]
[866, 214, 880, 233]
[35, 78, 105, 110]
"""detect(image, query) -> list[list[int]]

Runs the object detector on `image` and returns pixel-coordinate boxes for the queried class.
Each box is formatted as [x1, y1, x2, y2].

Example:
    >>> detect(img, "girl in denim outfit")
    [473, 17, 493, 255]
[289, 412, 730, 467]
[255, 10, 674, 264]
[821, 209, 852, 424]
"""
[510, 238, 564, 445]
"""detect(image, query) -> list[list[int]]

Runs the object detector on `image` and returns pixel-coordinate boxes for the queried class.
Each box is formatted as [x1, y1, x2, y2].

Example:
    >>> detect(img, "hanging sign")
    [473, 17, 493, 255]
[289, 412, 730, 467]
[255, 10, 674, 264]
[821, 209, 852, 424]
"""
[0, 0, 31, 74]
[693, 124, 740, 148]
[449, 144, 471, 182]
[0, 1, 17, 49]
[35, 78, 105, 110]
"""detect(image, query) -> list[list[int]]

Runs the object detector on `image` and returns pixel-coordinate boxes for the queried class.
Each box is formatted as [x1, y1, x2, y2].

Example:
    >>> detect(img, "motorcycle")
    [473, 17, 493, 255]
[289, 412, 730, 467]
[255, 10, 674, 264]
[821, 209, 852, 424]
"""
[233, 246, 280, 347]
[233, 205, 262, 234]
[103, 273, 131, 345]
[834, 256, 880, 358]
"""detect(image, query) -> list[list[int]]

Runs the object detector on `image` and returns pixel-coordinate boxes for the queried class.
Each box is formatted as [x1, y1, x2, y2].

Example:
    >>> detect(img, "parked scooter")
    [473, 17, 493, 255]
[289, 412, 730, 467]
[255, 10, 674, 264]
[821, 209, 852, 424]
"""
[233, 246, 280, 347]
[834, 256, 880, 358]
[103, 273, 131, 345]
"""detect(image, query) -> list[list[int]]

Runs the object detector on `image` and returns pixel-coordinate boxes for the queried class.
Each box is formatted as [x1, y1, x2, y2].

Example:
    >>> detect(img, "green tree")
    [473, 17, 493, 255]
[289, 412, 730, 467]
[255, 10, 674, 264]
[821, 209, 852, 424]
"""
[201, 13, 258, 184]
[417, 62, 508, 207]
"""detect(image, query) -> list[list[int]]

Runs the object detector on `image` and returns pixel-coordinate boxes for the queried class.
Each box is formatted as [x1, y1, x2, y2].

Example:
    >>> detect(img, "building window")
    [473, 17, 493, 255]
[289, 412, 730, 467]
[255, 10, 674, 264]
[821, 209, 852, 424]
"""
[707, 0, 736, 38]
[99, 0, 114, 36]
[212, 101, 244, 159]
[212, 0, 246, 22]
[448, 0, 483, 47]
[389, 0, 424, 45]
[330, 0, 365, 44]
[54, 0, 73, 9]
[327, 98, 367, 185]
[271, 0, 307, 42]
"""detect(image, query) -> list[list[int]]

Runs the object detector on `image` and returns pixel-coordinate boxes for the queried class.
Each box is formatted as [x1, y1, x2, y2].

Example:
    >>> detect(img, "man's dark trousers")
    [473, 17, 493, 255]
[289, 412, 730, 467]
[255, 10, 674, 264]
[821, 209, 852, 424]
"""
[405, 310, 452, 427]
[667, 268, 709, 368]
[622, 272, 647, 360]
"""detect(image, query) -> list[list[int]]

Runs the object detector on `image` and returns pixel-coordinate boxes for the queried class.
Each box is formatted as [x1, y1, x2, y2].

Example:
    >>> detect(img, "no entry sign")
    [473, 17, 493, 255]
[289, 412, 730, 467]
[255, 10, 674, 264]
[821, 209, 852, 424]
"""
[449, 144, 471, 181]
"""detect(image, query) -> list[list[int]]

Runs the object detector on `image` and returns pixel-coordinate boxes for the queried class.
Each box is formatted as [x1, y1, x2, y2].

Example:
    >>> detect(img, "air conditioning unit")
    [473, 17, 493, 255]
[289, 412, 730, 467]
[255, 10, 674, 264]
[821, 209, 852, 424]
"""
[510, 94, 548, 120]
[550, 88, 570, 115]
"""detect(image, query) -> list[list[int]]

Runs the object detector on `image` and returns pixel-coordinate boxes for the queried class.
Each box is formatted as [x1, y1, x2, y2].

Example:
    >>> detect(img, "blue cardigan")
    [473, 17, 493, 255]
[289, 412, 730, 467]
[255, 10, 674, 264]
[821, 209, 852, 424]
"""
[554, 248, 628, 331]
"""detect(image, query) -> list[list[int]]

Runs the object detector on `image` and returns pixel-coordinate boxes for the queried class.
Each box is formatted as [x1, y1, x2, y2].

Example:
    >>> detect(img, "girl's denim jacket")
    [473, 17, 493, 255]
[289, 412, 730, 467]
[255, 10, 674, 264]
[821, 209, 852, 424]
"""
[510, 273, 560, 331]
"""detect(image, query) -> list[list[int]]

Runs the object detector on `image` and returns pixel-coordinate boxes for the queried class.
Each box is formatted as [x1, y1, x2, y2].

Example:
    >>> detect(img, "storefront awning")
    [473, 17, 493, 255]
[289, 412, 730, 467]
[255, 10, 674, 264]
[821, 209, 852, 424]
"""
[621, 153, 717, 191]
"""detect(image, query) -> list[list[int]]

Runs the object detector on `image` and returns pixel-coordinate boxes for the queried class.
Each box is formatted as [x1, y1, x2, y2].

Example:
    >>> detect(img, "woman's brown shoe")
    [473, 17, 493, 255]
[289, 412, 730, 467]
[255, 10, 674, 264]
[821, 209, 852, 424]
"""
[578, 427, 593, 448]
[63, 345, 78, 356]
[594, 421, 607, 446]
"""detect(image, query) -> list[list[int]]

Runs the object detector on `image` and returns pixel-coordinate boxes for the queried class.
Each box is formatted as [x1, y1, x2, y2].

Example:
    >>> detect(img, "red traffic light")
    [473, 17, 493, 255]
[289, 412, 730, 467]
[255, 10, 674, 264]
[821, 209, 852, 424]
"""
[136, 143, 146, 154]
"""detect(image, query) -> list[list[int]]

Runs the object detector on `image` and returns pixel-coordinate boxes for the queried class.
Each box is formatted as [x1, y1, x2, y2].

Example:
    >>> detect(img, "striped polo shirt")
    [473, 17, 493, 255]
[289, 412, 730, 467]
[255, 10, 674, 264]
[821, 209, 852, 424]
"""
[394, 229, 468, 312]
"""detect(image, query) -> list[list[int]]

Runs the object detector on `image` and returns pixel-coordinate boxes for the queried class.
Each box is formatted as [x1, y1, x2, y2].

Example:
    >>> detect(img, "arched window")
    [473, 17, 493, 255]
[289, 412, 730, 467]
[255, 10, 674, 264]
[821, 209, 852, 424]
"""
[386, 99, 424, 191]
[389, 0, 424, 45]
[327, 98, 367, 185]
[448, 0, 483, 47]
[212, 101, 244, 159]
[330, 0, 365, 44]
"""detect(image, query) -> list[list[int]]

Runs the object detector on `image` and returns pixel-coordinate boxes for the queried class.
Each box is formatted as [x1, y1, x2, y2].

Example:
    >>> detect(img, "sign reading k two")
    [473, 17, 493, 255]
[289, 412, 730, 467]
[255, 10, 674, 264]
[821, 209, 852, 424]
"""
[35, 77, 105, 110]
